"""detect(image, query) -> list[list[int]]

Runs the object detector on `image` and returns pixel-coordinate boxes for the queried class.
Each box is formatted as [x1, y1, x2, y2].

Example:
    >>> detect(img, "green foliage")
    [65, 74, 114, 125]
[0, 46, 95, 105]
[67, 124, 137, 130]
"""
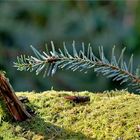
[0, 96, 11, 125]
[14, 42, 140, 93]
[1, 90, 140, 139]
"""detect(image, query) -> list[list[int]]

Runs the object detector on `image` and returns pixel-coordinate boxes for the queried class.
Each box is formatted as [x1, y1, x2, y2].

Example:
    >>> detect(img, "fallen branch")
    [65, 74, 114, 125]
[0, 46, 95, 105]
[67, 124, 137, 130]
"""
[64, 95, 90, 103]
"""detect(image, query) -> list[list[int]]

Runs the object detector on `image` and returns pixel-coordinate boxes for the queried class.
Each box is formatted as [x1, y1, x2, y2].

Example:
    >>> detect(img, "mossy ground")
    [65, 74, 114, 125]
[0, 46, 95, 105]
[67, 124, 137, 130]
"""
[0, 90, 140, 140]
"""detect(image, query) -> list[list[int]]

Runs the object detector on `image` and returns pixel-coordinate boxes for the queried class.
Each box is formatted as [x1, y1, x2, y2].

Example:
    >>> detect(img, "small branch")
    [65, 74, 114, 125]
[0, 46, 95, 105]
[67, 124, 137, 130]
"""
[13, 42, 140, 93]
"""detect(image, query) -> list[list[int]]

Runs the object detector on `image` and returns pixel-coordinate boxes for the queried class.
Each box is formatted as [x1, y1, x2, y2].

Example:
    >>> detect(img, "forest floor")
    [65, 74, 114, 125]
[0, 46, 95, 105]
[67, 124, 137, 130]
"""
[0, 90, 140, 140]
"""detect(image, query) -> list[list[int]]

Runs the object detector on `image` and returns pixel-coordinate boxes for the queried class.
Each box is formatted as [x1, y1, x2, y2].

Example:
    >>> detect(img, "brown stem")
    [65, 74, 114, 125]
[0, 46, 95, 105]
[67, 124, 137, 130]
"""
[0, 72, 31, 121]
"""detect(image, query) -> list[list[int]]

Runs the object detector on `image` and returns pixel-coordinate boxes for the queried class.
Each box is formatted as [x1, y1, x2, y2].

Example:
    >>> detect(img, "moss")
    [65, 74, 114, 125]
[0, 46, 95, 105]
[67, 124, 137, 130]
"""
[0, 90, 140, 139]
[0, 97, 11, 124]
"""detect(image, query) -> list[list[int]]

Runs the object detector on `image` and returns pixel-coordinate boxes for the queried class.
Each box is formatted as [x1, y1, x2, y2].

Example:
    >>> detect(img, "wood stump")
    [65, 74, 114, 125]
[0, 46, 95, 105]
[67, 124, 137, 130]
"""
[0, 72, 31, 121]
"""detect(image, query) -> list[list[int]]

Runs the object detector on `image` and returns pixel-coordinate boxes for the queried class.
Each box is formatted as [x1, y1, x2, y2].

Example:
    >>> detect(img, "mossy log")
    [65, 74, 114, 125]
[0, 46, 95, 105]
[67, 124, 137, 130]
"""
[0, 72, 31, 121]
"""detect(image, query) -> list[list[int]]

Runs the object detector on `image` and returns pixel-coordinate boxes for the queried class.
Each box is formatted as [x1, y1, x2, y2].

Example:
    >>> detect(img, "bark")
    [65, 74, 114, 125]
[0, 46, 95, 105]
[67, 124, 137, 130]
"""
[0, 72, 31, 121]
[64, 95, 90, 103]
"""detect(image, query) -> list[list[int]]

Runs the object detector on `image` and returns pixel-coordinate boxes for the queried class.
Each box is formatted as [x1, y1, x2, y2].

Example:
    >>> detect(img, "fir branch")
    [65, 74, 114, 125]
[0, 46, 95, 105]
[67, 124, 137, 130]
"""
[13, 41, 140, 93]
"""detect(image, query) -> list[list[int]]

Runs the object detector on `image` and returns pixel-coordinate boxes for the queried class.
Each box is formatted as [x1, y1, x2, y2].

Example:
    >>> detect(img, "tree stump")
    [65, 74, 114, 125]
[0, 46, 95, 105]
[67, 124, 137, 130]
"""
[0, 72, 31, 121]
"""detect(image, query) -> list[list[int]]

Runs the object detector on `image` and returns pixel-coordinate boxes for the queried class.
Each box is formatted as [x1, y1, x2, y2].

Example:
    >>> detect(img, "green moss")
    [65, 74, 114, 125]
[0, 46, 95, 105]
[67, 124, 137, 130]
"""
[0, 97, 11, 124]
[0, 90, 140, 139]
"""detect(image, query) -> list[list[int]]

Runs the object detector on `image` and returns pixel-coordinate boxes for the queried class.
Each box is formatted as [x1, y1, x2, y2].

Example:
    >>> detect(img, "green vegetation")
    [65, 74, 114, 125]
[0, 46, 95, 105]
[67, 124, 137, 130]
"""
[0, 90, 140, 139]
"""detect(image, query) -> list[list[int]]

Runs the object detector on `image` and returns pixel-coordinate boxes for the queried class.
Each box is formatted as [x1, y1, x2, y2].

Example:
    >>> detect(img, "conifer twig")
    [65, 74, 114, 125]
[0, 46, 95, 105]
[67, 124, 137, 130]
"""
[13, 41, 140, 93]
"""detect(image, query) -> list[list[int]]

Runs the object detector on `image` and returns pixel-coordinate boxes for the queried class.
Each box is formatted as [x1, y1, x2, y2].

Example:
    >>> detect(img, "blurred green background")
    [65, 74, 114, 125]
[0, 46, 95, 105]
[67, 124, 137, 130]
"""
[0, 0, 140, 92]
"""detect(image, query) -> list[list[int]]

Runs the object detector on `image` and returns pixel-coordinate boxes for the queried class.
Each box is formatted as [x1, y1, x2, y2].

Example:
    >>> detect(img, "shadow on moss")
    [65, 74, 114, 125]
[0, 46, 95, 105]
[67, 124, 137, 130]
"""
[0, 97, 11, 123]
[13, 115, 92, 140]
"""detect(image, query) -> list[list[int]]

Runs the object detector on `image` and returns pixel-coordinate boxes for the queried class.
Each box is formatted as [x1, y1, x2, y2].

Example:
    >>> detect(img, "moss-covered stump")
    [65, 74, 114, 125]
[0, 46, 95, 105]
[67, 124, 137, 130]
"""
[0, 90, 140, 140]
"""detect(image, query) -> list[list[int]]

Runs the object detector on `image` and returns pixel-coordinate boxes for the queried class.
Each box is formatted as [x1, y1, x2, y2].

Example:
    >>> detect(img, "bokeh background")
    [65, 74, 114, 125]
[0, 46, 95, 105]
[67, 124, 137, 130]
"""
[0, 0, 140, 92]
